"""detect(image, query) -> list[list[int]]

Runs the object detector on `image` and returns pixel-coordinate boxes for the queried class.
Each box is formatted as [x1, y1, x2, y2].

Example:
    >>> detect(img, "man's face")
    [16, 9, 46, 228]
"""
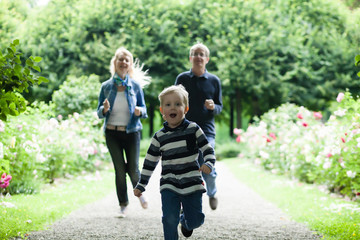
[189, 48, 209, 69]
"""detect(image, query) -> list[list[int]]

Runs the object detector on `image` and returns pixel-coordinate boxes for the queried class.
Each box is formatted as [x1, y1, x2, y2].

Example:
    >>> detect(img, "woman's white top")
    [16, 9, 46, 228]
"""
[107, 91, 130, 126]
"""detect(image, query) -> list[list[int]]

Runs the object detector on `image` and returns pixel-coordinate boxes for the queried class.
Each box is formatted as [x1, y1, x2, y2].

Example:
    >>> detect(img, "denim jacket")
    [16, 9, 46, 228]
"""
[97, 75, 147, 133]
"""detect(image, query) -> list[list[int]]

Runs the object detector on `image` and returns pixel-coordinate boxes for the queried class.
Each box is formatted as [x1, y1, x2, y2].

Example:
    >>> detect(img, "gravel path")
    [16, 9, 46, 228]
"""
[26, 161, 320, 240]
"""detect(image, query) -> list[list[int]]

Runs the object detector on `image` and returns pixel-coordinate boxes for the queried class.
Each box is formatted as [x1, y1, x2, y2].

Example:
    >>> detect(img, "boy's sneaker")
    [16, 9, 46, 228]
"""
[209, 196, 218, 210]
[181, 225, 193, 238]
[138, 195, 148, 209]
[119, 206, 128, 218]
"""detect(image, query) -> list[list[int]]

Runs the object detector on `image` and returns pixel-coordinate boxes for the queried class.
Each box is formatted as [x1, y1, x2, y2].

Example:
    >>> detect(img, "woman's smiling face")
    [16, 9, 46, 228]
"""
[160, 92, 187, 128]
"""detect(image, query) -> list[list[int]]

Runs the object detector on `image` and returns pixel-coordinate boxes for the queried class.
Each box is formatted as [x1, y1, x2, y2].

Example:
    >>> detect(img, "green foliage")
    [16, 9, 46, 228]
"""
[343, 0, 360, 9]
[215, 0, 359, 118]
[235, 91, 360, 199]
[0, 39, 48, 121]
[356, 55, 360, 77]
[1, 0, 358, 132]
[52, 74, 101, 117]
[215, 141, 241, 160]
[0, 0, 29, 49]
[0, 104, 109, 195]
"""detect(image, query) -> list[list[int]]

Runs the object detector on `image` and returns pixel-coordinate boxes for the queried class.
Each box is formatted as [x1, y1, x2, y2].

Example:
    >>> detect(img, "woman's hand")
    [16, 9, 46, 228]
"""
[103, 98, 110, 114]
[134, 106, 141, 116]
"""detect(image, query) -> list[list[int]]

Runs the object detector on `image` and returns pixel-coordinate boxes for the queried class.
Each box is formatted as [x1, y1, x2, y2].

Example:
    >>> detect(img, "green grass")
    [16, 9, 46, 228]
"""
[224, 158, 360, 240]
[0, 168, 115, 240]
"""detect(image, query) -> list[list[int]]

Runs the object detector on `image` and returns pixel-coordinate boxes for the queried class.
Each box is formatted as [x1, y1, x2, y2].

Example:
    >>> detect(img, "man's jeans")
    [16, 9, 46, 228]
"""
[198, 136, 217, 197]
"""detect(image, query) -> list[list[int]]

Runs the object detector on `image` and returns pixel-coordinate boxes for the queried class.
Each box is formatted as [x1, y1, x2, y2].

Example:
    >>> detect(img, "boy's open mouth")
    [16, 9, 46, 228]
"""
[170, 113, 177, 118]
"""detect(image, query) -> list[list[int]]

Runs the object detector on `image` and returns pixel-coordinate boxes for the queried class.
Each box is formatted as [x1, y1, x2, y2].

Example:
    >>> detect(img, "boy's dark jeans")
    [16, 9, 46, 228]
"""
[105, 129, 141, 206]
[161, 190, 204, 240]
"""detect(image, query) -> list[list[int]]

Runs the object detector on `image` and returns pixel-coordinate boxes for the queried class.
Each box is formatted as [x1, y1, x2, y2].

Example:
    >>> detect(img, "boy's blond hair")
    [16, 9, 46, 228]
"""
[189, 42, 210, 58]
[158, 85, 189, 109]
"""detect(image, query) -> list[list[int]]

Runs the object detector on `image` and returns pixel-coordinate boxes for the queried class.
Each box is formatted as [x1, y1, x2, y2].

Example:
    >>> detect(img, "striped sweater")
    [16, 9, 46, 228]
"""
[135, 119, 216, 196]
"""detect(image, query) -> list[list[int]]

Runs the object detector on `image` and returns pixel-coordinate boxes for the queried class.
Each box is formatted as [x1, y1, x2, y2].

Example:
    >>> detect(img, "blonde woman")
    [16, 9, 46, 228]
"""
[97, 47, 150, 217]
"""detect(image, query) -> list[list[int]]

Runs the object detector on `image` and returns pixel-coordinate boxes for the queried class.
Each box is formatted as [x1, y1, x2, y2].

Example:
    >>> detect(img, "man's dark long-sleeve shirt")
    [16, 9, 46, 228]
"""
[175, 69, 222, 138]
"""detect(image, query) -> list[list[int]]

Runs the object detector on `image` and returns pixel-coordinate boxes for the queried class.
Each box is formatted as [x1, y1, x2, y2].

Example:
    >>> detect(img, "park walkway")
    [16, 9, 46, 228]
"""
[26, 161, 320, 240]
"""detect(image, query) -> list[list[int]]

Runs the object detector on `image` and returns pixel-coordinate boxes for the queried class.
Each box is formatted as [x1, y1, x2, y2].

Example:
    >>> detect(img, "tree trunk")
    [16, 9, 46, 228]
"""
[229, 97, 234, 137]
[235, 89, 242, 129]
[251, 96, 261, 120]
[149, 104, 154, 137]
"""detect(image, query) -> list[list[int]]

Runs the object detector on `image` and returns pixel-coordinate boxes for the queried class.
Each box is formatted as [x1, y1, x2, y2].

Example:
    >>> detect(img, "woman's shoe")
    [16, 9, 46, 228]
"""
[138, 195, 148, 209]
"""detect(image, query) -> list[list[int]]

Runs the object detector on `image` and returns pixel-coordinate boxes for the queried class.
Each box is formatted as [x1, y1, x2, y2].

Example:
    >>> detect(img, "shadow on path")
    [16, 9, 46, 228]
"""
[25, 161, 320, 240]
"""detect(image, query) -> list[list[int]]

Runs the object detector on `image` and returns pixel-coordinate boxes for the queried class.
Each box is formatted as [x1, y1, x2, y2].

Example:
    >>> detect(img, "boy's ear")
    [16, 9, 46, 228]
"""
[159, 107, 163, 114]
[185, 106, 189, 113]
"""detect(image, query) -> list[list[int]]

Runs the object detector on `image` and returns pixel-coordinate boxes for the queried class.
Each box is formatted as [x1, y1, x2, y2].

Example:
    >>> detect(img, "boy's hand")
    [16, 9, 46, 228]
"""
[199, 164, 211, 174]
[134, 188, 142, 197]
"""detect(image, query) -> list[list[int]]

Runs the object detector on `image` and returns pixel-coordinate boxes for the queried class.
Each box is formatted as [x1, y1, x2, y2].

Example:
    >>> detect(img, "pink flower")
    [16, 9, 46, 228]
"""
[269, 132, 276, 140]
[326, 153, 332, 158]
[336, 92, 344, 102]
[0, 173, 12, 189]
[233, 128, 242, 135]
[236, 135, 241, 143]
[341, 137, 346, 143]
[297, 113, 303, 119]
[313, 112, 322, 120]
[302, 122, 308, 127]
[266, 138, 271, 143]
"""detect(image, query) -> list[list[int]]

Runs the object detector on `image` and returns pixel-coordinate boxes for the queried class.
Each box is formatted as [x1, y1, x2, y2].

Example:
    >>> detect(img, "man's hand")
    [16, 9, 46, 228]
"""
[204, 99, 215, 110]
[199, 164, 211, 174]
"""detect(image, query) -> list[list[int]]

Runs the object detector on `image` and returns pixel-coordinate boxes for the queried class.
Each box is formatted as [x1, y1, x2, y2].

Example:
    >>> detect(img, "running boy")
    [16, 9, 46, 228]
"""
[134, 85, 216, 239]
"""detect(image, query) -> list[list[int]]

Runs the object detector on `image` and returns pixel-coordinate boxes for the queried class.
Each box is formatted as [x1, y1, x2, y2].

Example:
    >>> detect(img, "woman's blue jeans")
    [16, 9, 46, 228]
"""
[105, 130, 141, 206]
[161, 190, 204, 240]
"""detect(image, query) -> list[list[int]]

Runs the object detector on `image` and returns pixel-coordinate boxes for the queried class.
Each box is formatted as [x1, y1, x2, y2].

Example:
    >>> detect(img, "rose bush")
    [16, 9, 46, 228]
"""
[235, 91, 360, 199]
[0, 102, 109, 195]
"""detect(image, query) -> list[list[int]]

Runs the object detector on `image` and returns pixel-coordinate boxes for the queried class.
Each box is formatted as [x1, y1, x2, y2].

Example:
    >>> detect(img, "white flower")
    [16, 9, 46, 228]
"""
[346, 170, 356, 178]
[259, 151, 269, 159]
[0, 142, 3, 159]
[0, 202, 16, 208]
[334, 109, 347, 117]
[323, 162, 331, 169]
[0, 120, 5, 132]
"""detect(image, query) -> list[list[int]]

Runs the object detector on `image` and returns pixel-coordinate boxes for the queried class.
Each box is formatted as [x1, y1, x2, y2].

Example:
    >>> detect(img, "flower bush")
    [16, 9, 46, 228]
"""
[0, 102, 109, 195]
[235, 91, 360, 199]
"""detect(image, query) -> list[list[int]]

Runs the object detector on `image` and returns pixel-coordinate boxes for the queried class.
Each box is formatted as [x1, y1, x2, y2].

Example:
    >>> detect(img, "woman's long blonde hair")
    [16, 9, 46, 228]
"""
[109, 47, 151, 88]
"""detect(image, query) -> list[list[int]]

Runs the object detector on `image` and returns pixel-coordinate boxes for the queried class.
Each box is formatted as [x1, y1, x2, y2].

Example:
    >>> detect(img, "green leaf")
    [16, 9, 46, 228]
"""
[32, 66, 41, 72]
[38, 76, 49, 84]
[14, 65, 22, 74]
[34, 56, 42, 62]
[9, 102, 16, 110]
[355, 55, 360, 62]
[13, 39, 20, 46]
[25, 58, 33, 67]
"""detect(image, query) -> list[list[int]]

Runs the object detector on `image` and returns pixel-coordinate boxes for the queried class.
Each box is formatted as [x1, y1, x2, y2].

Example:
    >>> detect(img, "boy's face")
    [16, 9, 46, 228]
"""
[189, 47, 209, 69]
[160, 92, 188, 128]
